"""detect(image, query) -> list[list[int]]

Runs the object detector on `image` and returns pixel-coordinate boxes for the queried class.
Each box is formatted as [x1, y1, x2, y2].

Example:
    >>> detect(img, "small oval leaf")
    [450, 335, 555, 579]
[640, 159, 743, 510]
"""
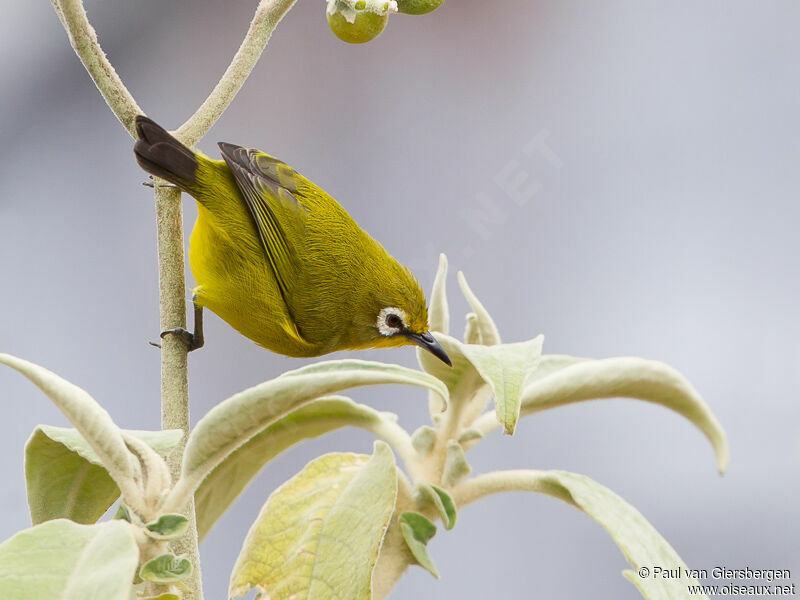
[410, 425, 436, 455]
[139, 554, 192, 584]
[399, 512, 439, 578]
[442, 440, 472, 487]
[415, 484, 457, 530]
[145, 514, 189, 540]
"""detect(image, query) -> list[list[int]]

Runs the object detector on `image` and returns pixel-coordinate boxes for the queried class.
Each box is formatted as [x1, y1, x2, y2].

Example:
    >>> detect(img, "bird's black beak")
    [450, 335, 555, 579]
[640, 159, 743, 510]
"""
[406, 331, 452, 367]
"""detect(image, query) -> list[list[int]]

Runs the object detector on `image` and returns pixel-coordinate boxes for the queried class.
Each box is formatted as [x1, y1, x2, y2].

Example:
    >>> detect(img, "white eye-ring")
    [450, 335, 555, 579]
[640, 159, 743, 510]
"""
[377, 307, 407, 336]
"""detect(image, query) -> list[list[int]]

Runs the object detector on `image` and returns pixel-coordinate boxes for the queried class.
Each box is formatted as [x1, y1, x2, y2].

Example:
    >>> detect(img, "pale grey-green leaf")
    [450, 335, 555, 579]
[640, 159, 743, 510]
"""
[35, 426, 183, 466]
[457, 427, 483, 444]
[461, 335, 544, 435]
[520, 357, 728, 473]
[442, 440, 471, 487]
[0, 519, 138, 600]
[555, 470, 705, 600]
[25, 426, 183, 525]
[410, 425, 436, 455]
[454, 470, 708, 599]
[145, 514, 189, 540]
[194, 396, 387, 540]
[398, 512, 439, 578]
[456, 271, 500, 345]
[463, 312, 481, 344]
[172, 360, 446, 513]
[527, 354, 587, 382]
[229, 442, 397, 600]
[25, 429, 120, 526]
[0, 354, 137, 485]
[415, 484, 457, 530]
[139, 554, 192, 583]
[428, 253, 450, 334]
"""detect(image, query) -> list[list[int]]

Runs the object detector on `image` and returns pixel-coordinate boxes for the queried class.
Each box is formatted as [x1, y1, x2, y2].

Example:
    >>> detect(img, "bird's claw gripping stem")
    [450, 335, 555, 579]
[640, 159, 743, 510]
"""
[153, 303, 204, 352]
[160, 327, 203, 351]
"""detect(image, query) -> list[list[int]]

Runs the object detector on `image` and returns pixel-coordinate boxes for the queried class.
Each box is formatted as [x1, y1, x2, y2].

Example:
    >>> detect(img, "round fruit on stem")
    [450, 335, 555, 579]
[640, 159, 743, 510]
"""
[396, 0, 444, 16]
[327, 0, 395, 44]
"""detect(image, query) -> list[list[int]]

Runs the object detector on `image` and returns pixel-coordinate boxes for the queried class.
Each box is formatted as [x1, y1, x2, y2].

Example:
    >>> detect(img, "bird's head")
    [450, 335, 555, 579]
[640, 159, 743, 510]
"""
[360, 263, 452, 366]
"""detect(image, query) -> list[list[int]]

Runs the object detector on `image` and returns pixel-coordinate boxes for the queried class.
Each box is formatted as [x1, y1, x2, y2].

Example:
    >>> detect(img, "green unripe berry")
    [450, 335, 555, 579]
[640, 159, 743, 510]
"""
[327, 7, 389, 44]
[396, 0, 444, 15]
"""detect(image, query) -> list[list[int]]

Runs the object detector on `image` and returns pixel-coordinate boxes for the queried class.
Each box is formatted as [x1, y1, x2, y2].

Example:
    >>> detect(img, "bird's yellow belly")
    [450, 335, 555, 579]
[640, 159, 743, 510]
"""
[188, 206, 319, 357]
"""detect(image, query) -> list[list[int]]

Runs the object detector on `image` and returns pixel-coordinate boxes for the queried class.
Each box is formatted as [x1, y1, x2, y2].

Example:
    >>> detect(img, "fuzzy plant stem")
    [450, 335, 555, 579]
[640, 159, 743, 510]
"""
[154, 183, 205, 597]
[50, 0, 142, 136]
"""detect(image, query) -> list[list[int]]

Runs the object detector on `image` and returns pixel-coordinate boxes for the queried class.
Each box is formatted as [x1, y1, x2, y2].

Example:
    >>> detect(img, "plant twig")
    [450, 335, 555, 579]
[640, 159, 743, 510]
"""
[451, 470, 578, 508]
[176, 0, 298, 146]
[51, 0, 142, 137]
[154, 184, 204, 597]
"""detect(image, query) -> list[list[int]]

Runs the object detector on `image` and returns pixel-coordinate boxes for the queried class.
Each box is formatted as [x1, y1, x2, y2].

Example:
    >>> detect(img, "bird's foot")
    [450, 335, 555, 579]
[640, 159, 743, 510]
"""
[159, 327, 204, 351]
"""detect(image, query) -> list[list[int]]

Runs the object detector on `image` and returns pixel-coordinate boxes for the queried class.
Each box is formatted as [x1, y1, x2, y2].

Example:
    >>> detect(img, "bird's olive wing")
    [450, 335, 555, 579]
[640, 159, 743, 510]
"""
[217, 143, 308, 321]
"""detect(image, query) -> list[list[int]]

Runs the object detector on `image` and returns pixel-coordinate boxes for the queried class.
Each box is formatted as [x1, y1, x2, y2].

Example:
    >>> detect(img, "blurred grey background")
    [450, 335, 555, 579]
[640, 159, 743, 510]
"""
[2, 0, 799, 597]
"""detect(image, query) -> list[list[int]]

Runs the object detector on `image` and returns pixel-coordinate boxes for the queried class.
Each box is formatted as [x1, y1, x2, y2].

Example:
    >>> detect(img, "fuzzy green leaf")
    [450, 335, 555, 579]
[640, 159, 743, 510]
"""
[0, 519, 138, 600]
[399, 512, 439, 578]
[172, 360, 445, 514]
[415, 484, 457, 530]
[0, 354, 137, 490]
[229, 441, 397, 600]
[457, 271, 500, 345]
[428, 253, 450, 334]
[194, 396, 394, 540]
[457, 427, 483, 444]
[520, 356, 728, 473]
[25, 428, 120, 526]
[145, 514, 189, 540]
[25, 426, 183, 525]
[410, 425, 436, 455]
[442, 440, 472, 487]
[457, 470, 706, 600]
[461, 335, 544, 435]
[463, 312, 481, 344]
[139, 554, 192, 584]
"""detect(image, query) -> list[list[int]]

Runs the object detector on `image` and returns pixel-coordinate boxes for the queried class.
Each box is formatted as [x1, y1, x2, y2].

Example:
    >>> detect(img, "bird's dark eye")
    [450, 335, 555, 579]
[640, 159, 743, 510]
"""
[386, 314, 403, 329]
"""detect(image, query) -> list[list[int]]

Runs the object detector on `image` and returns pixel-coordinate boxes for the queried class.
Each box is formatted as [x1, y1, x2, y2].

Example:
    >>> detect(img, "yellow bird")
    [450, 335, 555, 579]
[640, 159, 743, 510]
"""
[134, 116, 450, 365]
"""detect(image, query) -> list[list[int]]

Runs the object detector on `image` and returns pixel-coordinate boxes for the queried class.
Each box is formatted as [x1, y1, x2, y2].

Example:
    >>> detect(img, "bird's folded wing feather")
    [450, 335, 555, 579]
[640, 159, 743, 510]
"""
[217, 142, 309, 328]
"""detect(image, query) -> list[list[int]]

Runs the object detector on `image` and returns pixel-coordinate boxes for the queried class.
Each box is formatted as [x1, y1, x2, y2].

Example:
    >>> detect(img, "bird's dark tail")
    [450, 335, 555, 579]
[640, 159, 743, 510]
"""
[133, 116, 198, 189]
